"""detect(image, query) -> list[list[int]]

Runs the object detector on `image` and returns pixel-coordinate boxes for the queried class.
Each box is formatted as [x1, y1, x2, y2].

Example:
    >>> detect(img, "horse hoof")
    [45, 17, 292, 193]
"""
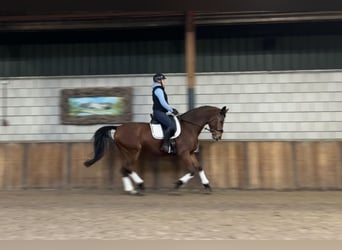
[174, 180, 183, 189]
[126, 190, 143, 196]
[203, 184, 212, 193]
[137, 183, 145, 191]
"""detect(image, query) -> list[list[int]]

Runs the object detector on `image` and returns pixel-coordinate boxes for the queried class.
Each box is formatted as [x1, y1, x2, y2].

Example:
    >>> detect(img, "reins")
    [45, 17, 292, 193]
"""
[178, 116, 223, 133]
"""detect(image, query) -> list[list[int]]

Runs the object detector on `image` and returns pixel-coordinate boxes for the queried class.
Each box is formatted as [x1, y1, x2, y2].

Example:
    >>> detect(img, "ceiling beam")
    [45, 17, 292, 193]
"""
[1, 11, 342, 32]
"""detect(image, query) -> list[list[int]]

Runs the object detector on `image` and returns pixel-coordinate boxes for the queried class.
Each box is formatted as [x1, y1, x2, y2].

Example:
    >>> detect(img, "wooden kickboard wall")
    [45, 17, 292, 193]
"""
[0, 141, 341, 190]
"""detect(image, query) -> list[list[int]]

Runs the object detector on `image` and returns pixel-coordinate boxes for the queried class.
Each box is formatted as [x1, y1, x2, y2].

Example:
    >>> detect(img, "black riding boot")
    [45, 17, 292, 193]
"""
[160, 128, 174, 153]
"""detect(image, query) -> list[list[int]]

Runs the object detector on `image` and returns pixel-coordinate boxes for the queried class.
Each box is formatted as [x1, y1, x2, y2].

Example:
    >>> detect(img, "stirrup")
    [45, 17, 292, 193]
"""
[160, 142, 176, 154]
[170, 139, 176, 154]
[160, 142, 170, 153]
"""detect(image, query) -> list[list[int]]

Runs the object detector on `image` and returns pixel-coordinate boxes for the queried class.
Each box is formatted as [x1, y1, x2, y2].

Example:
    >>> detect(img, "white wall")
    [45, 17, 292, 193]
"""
[0, 70, 341, 142]
[197, 70, 342, 140]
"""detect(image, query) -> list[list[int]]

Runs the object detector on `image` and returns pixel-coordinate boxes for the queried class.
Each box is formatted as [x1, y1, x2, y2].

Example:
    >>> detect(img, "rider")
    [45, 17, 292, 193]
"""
[151, 73, 179, 153]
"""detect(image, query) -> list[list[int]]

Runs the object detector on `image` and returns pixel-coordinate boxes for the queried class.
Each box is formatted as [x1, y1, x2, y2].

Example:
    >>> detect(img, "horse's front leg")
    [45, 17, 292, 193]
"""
[191, 152, 212, 192]
[174, 153, 212, 192]
[198, 166, 212, 192]
[174, 172, 195, 189]
[174, 152, 194, 189]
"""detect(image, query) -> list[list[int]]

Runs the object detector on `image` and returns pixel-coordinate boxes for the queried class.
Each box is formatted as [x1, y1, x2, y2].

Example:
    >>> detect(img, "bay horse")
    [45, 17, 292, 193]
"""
[84, 105, 228, 194]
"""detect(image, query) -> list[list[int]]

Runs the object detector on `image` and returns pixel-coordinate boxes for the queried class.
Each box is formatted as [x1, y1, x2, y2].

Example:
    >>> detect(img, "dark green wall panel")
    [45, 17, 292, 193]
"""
[0, 41, 186, 77]
[196, 33, 342, 72]
[1, 22, 342, 77]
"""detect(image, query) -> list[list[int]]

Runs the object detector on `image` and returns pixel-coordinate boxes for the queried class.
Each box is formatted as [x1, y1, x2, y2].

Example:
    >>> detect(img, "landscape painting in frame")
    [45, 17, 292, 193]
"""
[61, 87, 132, 125]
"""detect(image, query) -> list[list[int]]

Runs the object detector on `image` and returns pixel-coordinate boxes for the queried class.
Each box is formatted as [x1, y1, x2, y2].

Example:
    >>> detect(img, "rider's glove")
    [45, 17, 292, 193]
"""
[172, 108, 179, 116]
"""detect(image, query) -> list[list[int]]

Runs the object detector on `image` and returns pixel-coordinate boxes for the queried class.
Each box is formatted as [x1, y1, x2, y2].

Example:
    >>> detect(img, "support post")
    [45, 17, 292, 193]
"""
[185, 11, 196, 110]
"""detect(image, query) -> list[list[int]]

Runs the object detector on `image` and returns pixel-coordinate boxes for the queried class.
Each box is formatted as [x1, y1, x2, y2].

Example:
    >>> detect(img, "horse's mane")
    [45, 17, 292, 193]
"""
[180, 105, 219, 118]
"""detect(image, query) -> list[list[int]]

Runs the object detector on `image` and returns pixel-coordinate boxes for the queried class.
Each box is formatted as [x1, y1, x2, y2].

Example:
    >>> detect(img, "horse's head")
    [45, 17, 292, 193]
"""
[208, 106, 228, 141]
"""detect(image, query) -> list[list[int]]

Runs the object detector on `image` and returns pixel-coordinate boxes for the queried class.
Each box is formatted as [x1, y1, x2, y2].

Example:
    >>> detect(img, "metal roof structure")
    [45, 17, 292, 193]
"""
[1, 0, 342, 31]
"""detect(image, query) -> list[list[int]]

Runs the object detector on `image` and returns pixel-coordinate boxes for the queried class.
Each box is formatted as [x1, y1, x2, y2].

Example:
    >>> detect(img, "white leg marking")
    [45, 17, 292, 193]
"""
[129, 171, 144, 184]
[199, 170, 209, 185]
[122, 177, 135, 192]
[179, 173, 194, 184]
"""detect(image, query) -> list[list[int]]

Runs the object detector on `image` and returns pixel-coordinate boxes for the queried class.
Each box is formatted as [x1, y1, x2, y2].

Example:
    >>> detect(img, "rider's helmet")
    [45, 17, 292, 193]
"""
[153, 73, 166, 82]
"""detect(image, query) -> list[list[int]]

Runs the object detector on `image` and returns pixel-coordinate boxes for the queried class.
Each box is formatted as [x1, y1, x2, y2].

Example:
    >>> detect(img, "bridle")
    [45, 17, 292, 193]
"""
[206, 116, 224, 133]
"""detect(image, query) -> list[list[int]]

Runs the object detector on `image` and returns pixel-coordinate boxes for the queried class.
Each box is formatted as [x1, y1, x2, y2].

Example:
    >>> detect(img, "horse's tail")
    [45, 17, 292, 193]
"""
[84, 125, 118, 167]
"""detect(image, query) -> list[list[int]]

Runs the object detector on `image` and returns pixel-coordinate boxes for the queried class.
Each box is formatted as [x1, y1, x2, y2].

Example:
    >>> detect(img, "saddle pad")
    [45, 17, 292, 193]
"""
[150, 116, 181, 140]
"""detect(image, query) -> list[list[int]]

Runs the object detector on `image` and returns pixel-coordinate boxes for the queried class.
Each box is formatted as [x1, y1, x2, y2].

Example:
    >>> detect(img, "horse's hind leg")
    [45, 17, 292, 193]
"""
[121, 166, 144, 195]
[115, 131, 144, 194]
[118, 144, 145, 195]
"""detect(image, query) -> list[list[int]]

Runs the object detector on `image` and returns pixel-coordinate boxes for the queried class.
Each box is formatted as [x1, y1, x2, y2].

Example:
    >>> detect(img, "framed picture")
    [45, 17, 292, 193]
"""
[61, 87, 132, 125]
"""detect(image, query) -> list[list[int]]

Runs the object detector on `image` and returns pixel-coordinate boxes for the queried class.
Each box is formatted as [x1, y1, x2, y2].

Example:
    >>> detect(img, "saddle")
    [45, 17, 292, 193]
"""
[149, 114, 181, 140]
